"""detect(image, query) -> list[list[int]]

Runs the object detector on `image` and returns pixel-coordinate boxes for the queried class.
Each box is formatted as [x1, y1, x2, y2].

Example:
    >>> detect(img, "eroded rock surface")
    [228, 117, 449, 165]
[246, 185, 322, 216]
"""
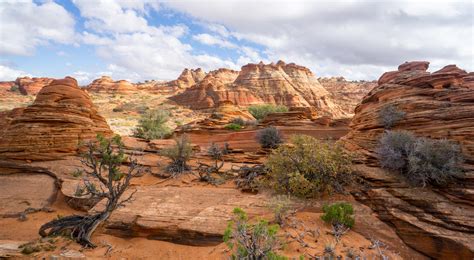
[319, 77, 376, 116]
[0, 77, 113, 161]
[94, 186, 269, 245]
[86, 76, 136, 94]
[342, 61, 474, 259]
[170, 61, 347, 118]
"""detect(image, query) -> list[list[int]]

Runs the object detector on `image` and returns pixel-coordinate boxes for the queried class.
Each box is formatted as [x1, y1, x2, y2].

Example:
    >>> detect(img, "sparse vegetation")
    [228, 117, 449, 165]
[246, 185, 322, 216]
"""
[161, 135, 193, 175]
[230, 117, 245, 126]
[257, 126, 283, 149]
[225, 123, 243, 131]
[377, 131, 463, 187]
[234, 164, 267, 192]
[265, 135, 352, 198]
[378, 104, 406, 129]
[9, 85, 19, 92]
[39, 135, 141, 247]
[210, 112, 224, 119]
[223, 207, 286, 260]
[267, 195, 293, 226]
[134, 109, 172, 140]
[322, 202, 354, 243]
[248, 104, 289, 120]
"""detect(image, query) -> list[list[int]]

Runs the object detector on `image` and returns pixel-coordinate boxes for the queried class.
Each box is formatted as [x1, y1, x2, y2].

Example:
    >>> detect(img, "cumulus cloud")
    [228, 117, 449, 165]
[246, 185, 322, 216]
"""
[0, 0, 75, 56]
[166, 0, 474, 79]
[193, 33, 237, 49]
[0, 65, 30, 81]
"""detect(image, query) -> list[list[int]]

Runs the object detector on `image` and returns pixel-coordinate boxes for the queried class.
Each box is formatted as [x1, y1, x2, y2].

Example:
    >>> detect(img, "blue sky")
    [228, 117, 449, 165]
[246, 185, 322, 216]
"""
[0, 0, 472, 84]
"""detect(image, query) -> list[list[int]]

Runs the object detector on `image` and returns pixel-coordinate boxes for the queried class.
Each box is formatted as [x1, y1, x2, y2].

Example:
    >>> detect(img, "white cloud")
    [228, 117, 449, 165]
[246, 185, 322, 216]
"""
[0, 65, 30, 81]
[0, 0, 75, 56]
[193, 33, 237, 49]
[165, 0, 474, 79]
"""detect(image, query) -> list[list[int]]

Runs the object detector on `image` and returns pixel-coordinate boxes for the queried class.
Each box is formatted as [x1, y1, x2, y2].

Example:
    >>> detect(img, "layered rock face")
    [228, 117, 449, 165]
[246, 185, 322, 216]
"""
[169, 68, 207, 89]
[343, 61, 474, 259]
[170, 61, 348, 118]
[319, 77, 376, 116]
[0, 77, 54, 95]
[86, 76, 136, 94]
[0, 77, 113, 161]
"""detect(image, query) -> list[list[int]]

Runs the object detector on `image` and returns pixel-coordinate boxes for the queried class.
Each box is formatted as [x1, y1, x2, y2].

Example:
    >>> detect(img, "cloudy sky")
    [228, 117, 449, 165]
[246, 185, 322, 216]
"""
[0, 0, 472, 84]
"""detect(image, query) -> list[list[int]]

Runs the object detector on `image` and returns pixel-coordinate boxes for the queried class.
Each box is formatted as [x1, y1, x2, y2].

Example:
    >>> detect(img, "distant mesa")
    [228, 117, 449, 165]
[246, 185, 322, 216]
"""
[170, 60, 348, 118]
[0, 77, 113, 161]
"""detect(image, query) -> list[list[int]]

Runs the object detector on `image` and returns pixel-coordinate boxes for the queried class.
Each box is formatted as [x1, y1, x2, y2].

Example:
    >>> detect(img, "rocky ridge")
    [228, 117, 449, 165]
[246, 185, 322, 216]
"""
[86, 76, 136, 94]
[342, 61, 474, 259]
[170, 61, 348, 118]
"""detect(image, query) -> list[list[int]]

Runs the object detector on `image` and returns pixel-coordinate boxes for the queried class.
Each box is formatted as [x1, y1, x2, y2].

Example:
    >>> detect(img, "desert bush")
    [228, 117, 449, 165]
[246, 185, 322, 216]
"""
[39, 134, 141, 247]
[225, 123, 242, 131]
[378, 104, 406, 129]
[223, 208, 286, 260]
[161, 135, 193, 175]
[265, 135, 352, 198]
[134, 109, 172, 140]
[376, 130, 416, 172]
[230, 117, 245, 126]
[377, 131, 463, 187]
[210, 112, 224, 119]
[321, 202, 355, 228]
[234, 164, 267, 192]
[248, 104, 289, 120]
[257, 126, 283, 149]
[9, 85, 19, 92]
[267, 195, 292, 225]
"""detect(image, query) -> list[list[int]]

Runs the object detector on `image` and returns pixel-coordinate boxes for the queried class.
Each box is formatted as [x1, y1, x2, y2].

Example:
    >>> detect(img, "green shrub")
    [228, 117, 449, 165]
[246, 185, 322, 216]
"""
[9, 85, 19, 92]
[223, 208, 286, 260]
[321, 202, 355, 228]
[377, 131, 463, 187]
[265, 135, 352, 197]
[257, 126, 283, 149]
[225, 123, 242, 131]
[248, 104, 289, 120]
[161, 135, 193, 174]
[378, 104, 405, 129]
[134, 109, 172, 140]
[267, 195, 292, 225]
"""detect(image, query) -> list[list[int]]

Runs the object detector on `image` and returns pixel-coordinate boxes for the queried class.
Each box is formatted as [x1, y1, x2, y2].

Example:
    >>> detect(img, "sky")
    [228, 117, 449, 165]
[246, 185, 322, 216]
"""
[0, 0, 472, 84]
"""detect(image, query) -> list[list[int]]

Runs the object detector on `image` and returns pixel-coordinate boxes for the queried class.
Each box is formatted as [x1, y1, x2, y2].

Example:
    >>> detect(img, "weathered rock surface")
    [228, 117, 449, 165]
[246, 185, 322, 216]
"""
[94, 186, 269, 245]
[319, 77, 376, 116]
[86, 76, 136, 94]
[0, 77, 113, 160]
[170, 61, 348, 118]
[0, 81, 16, 96]
[15, 77, 54, 95]
[343, 61, 474, 259]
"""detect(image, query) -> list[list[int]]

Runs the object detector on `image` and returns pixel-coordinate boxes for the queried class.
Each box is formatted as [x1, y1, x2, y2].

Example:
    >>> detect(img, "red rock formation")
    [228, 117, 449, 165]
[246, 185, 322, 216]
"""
[13, 77, 54, 95]
[319, 77, 376, 116]
[0, 77, 113, 161]
[342, 61, 474, 259]
[86, 76, 136, 94]
[170, 61, 347, 118]
[0, 81, 16, 96]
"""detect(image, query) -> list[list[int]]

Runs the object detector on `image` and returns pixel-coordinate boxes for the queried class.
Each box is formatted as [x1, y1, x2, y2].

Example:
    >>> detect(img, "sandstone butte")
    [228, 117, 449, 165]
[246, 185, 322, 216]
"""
[169, 61, 348, 118]
[342, 61, 474, 259]
[0, 77, 113, 161]
[86, 76, 137, 94]
[318, 77, 377, 116]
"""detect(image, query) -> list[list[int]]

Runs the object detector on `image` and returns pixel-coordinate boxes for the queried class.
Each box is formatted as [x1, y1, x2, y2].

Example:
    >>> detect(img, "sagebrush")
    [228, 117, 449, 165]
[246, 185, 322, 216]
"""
[161, 135, 193, 175]
[257, 127, 283, 149]
[265, 135, 352, 197]
[377, 131, 463, 187]
[134, 109, 172, 140]
[223, 208, 286, 260]
[378, 104, 405, 129]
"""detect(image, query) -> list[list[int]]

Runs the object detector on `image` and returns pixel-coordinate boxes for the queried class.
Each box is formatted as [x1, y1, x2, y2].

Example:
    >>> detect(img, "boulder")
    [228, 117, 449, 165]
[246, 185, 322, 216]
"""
[0, 77, 113, 161]
[342, 62, 474, 259]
